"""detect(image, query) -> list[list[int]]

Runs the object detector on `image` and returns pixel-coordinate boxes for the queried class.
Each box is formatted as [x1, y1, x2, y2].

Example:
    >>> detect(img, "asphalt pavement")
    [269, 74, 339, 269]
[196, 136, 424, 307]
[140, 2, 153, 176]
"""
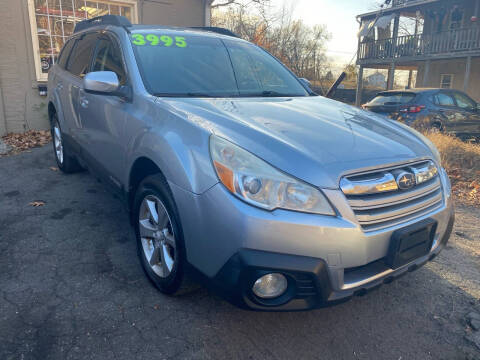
[0, 144, 479, 360]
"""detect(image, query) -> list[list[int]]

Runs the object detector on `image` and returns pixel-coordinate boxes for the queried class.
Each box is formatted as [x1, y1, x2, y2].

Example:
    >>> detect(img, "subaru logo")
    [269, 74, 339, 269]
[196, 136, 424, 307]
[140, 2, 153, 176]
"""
[396, 172, 416, 190]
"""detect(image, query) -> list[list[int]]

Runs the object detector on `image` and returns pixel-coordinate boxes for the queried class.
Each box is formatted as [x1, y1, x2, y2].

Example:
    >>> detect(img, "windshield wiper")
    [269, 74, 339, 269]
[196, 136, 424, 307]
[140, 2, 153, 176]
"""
[153, 92, 218, 98]
[243, 91, 303, 97]
[186, 92, 217, 98]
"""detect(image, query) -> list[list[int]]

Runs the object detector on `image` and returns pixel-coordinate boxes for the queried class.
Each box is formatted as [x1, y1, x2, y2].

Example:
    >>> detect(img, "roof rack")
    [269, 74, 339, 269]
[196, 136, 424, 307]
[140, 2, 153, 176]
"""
[190, 27, 239, 38]
[74, 15, 132, 33]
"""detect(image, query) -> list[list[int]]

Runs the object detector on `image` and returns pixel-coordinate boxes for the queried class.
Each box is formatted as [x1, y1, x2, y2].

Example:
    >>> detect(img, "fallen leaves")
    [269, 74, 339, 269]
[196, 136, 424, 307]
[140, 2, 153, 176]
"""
[1, 130, 51, 156]
[29, 201, 45, 207]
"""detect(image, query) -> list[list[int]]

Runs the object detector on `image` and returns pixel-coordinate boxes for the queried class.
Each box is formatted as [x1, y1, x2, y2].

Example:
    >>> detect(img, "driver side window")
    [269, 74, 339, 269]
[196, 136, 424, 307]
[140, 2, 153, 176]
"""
[453, 92, 476, 111]
[92, 37, 127, 85]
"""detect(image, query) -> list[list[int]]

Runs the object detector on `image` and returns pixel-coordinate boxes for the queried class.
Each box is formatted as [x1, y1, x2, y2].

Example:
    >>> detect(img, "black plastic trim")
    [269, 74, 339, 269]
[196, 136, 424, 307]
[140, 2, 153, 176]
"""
[209, 249, 332, 311]
[74, 15, 132, 34]
[189, 27, 239, 38]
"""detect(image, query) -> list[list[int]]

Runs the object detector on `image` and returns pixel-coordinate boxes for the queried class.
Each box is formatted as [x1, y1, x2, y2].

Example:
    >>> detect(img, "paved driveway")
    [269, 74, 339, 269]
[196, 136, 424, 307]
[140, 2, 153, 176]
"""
[1, 145, 479, 360]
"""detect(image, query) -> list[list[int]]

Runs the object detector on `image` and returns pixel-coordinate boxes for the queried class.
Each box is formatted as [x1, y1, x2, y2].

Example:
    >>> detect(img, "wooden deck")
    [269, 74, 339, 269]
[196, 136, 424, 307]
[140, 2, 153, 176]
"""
[358, 27, 480, 65]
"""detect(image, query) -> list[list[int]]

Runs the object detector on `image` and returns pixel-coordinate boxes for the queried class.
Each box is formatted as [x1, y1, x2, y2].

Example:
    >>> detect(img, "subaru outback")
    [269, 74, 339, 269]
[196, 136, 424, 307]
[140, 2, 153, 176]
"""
[47, 15, 454, 310]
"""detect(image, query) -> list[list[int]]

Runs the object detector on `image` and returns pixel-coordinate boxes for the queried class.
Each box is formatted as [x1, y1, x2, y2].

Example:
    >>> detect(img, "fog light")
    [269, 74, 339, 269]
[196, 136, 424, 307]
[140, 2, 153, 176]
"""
[252, 273, 287, 299]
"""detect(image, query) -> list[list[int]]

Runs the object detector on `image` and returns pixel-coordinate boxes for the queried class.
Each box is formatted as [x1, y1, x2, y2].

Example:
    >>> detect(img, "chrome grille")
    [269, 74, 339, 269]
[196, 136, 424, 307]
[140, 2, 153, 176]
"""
[341, 161, 443, 232]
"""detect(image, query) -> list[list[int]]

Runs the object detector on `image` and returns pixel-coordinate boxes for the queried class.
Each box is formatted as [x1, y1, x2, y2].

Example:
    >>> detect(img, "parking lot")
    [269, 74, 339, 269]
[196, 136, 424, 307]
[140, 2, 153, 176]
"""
[1, 144, 479, 360]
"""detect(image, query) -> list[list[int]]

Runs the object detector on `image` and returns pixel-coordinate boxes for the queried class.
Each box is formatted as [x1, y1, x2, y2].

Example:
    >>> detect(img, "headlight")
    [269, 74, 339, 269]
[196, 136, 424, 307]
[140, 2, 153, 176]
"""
[209, 135, 335, 215]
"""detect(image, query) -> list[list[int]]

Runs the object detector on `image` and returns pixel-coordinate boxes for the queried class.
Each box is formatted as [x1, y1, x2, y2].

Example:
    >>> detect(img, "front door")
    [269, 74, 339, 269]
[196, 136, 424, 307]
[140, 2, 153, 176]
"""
[432, 91, 462, 134]
[78, 34, 130, 189]
[451, 91, 480, 140]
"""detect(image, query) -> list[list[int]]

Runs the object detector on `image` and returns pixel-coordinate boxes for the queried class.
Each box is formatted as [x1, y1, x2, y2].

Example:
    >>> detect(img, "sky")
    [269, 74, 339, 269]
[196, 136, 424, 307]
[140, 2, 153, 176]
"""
[270, 0, 379, 71]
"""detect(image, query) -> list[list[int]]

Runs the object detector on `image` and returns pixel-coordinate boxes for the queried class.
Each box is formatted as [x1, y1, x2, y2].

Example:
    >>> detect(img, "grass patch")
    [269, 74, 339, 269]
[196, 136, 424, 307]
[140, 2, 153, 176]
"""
[425, 132, 480, 205]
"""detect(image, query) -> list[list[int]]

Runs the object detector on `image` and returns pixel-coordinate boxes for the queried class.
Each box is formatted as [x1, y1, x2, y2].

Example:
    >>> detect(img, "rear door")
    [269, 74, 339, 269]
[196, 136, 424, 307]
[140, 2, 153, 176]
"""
[61, 32, 98, 147]
[51, 38, 76, 130]
[451, 91, 480, 140]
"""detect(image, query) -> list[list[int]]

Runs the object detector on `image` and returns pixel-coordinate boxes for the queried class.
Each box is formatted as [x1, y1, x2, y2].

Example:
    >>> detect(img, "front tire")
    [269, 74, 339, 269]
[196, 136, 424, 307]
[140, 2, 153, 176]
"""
[133, 174, 186, 294]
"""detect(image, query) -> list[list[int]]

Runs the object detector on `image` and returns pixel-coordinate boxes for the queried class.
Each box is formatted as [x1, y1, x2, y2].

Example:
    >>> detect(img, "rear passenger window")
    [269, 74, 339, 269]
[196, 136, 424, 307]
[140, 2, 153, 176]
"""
[433, 93, 455, 106]
[66, 33, 98, 77]
[92, 38, 127, 85]
[58, 39, 75, 69]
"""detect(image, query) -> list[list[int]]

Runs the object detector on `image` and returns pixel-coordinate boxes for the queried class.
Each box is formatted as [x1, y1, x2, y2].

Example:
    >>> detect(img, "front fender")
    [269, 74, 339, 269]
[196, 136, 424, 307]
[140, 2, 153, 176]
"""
[125, 119, 218, 195]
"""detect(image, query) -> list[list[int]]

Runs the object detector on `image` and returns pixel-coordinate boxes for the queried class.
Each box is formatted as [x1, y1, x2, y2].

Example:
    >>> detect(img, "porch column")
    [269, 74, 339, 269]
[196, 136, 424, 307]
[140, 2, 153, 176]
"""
[392, 13, 400, 57]
[392, 14, 400, 38]
[387, 63, 396, 90]
[422, 60, 431, 87]
[407, 70, 413, 89]
[356, 65, 364, 107]
[387, 13, 399, 91]
[464, 56, 472, 92]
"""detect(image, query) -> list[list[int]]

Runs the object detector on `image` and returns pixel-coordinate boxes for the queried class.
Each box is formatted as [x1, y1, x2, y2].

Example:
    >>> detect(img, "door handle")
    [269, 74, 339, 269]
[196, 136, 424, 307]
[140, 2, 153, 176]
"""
[80, 98, 89, 108]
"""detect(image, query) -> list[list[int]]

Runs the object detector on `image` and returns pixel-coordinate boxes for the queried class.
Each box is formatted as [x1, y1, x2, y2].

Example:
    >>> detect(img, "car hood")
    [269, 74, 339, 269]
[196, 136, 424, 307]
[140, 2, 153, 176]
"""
[160, 96, 436, 189]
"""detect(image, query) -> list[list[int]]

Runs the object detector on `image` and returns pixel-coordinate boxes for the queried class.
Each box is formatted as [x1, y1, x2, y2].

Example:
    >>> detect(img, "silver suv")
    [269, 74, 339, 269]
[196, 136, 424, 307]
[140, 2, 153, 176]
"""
[47, 15, 454, 310]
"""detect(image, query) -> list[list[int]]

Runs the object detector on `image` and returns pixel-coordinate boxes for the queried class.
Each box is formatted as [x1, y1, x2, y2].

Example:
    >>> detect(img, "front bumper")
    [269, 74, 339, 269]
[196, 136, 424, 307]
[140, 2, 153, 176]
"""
[212, 212, 454, 310]
[170, 170, 454, 310]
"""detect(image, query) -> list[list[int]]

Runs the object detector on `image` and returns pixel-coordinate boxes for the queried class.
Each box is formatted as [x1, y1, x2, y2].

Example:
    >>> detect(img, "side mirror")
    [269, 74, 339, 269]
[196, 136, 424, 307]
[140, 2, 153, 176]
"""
[299, 78, 311, 88]
[83, 71, 120, 94]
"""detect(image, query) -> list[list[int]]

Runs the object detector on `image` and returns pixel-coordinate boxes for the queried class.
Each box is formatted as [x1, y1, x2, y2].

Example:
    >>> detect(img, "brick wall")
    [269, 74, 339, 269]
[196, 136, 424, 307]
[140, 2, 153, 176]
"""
[0, 1, 49, 136]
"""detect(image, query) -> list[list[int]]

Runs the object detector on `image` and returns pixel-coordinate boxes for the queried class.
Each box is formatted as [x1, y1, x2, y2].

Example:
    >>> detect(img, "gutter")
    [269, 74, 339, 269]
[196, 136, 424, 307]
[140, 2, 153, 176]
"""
[357, 0, 442, 20]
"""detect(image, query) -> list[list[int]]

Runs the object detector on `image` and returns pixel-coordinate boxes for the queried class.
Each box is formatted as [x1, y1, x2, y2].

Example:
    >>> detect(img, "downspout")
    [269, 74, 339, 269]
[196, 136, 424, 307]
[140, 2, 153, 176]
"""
[0, 79, 6, 136]
[204, 0, 214, 26]
[138, 0, 144, 23]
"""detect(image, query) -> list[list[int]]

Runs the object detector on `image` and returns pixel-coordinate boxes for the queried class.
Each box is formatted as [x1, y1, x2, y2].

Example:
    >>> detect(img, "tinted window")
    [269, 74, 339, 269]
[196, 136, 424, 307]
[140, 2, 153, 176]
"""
[433, 92, 455, 106]
[92, 37, 127, 85]
[369, 93, 416, 106]
[131, 31, 308, 97]
[58, 39, 75, 69]
[66, 33, 98, 77]
[453, 92, 476, 111]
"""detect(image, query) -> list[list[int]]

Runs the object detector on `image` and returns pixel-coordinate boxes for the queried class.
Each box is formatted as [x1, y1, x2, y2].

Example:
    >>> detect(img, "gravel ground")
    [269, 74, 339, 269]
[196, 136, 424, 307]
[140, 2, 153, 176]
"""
[0, 144, 479, 360]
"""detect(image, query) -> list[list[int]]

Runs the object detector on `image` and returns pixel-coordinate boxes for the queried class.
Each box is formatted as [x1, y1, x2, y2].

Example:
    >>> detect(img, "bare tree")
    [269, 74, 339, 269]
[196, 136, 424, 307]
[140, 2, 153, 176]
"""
[211, 0, 270, 9]
[212, 2, 330, 81]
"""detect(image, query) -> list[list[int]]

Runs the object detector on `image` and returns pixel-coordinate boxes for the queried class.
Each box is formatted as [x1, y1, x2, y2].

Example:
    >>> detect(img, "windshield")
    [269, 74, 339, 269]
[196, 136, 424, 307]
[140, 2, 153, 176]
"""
[130, 31, 309, 98]
[369, 93, 416, 106]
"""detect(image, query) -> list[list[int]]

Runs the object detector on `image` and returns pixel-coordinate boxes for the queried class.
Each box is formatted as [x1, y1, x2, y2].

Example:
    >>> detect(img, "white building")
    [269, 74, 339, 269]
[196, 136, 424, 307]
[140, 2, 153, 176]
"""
[366, 72, 387, 88]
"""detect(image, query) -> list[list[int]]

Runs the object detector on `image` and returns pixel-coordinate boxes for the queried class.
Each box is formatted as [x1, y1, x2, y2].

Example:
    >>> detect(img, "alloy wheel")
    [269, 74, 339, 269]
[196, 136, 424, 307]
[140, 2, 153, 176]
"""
[53, 123, 64, 164]
[138, 195, 176, 278]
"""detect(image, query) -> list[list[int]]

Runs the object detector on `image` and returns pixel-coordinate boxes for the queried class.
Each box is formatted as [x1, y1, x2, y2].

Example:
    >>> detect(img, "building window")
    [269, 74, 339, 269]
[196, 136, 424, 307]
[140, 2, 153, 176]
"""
[28, 0, 138, 81]
[440, 74, 453, 89]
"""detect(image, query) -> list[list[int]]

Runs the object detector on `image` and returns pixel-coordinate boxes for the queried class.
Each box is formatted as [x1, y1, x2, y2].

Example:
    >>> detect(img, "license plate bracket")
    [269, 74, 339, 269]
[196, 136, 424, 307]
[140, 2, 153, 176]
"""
[386, 219, 437, 269]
